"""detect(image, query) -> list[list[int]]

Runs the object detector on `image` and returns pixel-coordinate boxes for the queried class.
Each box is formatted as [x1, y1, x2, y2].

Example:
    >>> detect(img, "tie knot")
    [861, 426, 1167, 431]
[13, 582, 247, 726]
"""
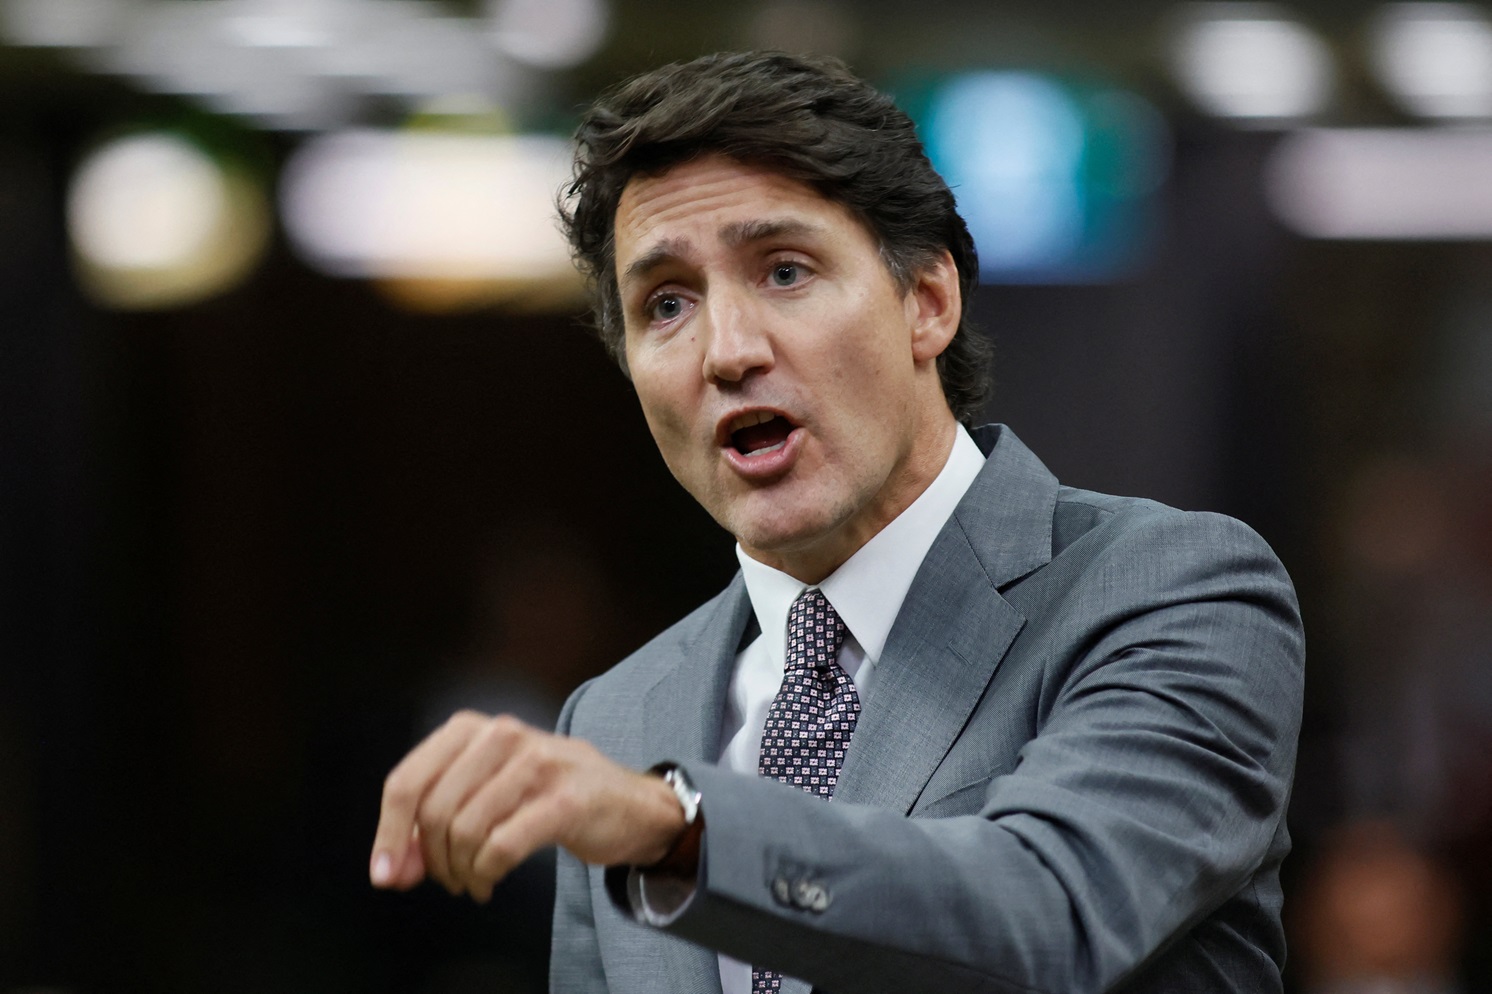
[786, 588, 847, 672]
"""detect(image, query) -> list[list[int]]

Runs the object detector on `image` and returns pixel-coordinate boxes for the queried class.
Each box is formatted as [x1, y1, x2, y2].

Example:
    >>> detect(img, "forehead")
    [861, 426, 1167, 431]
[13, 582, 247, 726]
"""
[613, 155, 870, 277]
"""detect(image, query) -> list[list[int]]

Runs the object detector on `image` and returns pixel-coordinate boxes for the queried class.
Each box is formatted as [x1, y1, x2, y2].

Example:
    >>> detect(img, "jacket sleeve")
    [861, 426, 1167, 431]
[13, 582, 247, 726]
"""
[627, 510, 1304, 994]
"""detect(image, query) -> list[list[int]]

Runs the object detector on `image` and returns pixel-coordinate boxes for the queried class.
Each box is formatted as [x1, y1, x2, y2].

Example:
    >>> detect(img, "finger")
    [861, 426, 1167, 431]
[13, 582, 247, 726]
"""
[371, 710, 486, 888]
[417, 714, 528, 893]
[392, 833, 426, 890]
[447, 742, 547, 893]
[371, 832, 427, 891]
[469, 790, 575, 903]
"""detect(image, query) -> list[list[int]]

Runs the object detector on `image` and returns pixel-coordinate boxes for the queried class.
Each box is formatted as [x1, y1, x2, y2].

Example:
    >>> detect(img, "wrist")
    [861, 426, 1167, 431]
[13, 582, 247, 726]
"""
[641, 764, 703, 876]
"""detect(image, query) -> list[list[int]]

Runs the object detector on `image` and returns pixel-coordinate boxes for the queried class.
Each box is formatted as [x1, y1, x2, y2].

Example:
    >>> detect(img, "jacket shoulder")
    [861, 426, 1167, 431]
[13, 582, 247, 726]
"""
[1051, 485, 1284, 567]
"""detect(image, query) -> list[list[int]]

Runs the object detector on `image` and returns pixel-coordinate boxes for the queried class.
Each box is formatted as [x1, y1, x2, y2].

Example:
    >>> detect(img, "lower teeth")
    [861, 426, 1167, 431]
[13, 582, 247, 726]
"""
[745, 440, 786, 457]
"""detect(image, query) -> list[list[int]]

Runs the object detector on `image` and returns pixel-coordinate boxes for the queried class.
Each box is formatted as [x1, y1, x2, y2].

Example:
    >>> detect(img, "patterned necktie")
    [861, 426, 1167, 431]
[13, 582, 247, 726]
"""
[753, 588, 860, 993]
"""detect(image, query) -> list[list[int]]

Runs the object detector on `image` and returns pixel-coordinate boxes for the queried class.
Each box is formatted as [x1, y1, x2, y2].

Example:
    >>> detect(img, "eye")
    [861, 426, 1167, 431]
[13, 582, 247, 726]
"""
[769, 263, 804, 287]
[648, 293, 687, 322]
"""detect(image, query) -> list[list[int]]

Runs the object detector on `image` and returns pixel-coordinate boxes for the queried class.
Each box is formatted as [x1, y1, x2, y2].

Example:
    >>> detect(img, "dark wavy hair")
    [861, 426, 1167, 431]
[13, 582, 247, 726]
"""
[559, 51, 991, 424]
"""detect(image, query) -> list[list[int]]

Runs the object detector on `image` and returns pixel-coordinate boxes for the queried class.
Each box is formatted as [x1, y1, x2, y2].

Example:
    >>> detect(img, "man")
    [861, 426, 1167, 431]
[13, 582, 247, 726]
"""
[370, 52, 1305, 994]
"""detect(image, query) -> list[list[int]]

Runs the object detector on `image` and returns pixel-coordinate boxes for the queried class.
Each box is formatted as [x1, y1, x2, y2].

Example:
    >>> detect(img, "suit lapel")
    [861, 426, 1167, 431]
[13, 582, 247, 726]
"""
[834, 425, 1056, 814]
[640, 573, 752, 767]
[832, 522, 1025, 811]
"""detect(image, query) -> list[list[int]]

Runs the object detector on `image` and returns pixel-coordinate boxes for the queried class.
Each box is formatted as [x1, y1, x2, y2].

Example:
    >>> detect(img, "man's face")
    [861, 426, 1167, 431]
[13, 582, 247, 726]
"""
[613, 155, 960, 581]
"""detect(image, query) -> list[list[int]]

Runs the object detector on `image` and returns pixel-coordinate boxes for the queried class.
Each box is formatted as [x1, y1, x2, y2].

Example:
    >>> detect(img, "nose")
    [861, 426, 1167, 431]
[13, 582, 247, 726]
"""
[701, 285, 773, 385]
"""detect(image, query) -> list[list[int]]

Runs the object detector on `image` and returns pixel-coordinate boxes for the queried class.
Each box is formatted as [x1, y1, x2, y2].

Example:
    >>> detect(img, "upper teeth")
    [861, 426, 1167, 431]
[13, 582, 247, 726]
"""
[729, 411, 777, 433]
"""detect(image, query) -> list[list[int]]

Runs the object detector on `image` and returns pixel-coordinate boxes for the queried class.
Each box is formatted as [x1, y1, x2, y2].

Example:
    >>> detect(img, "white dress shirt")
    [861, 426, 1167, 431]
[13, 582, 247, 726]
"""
[712, 424, 986, 994]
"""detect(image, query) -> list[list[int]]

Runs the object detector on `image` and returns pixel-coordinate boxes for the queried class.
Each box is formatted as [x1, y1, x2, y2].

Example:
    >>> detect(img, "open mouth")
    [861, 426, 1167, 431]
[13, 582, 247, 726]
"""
[726, 410, 797, 457]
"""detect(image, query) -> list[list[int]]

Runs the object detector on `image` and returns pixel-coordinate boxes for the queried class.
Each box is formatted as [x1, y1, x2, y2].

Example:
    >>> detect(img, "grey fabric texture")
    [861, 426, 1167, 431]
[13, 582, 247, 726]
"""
[549, 425, 1305, 994]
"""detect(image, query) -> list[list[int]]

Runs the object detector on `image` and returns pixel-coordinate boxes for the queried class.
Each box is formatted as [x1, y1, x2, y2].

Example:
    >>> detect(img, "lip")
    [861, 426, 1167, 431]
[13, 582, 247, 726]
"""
[716, 406, 803, 481]
[714, 406, 795, 445]
[723, 425, 803, 479]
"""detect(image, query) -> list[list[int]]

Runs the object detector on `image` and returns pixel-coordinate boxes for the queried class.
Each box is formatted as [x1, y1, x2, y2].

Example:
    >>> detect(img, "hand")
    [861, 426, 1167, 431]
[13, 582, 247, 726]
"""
[370, 710, 686, 902]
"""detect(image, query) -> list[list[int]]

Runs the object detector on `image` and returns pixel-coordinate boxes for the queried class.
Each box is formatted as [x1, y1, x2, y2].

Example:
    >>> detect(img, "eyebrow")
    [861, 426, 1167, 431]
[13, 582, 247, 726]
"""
[619, 218, 826, 292]
[720, 218, 822, 248]
[620, 238, 690, 293]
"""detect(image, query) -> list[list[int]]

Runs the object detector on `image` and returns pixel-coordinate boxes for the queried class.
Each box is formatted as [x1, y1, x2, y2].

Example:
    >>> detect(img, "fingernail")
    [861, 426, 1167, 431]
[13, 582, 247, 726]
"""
[371, 852, 393, 886]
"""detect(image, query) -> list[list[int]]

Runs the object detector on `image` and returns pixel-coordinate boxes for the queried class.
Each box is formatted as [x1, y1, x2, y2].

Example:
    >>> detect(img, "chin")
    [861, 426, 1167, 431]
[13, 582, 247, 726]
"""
[731, 513, 838, 558]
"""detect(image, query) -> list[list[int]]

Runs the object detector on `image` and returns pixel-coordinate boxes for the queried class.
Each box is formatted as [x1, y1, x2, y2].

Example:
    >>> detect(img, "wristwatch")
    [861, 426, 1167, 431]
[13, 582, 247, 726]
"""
[660, 764, 702, 827]
[647, 762, 704, 875]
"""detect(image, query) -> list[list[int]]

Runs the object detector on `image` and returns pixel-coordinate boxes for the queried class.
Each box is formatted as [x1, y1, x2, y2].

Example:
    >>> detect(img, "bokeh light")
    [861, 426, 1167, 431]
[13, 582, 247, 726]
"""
[280, 130, 579, 308]
[2, 0, 609, 131]
[1167, 3, 1335, 123]
[0, 0, 139, 48]
[1268, 127, 1492, 238]
[906, 70, 1169, 283]
[484, 0, 609, 70]
[67, 130, 270, 308]
[930, 73, 1087, 273]
[1369, 2, 1492, 120]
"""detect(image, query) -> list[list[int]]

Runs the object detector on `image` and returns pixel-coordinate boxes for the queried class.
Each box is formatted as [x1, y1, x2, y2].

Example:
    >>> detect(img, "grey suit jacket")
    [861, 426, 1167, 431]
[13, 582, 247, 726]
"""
[551, 425, 1305, 994]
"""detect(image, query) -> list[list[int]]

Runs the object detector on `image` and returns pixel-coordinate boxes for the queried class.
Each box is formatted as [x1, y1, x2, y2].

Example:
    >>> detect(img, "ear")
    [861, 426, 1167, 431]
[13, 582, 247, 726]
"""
[908, 249, 962, 364]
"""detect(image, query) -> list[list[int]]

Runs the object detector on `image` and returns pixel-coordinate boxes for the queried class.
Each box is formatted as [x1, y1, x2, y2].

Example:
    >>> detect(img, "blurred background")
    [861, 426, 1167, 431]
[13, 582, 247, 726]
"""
[2, 0, 1490, 991]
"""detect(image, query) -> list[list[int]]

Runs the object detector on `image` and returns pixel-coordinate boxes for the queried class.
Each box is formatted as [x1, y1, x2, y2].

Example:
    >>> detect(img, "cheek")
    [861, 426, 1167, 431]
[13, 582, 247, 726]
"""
[824, 325, 898, 397]
[632, 371, 697, 455]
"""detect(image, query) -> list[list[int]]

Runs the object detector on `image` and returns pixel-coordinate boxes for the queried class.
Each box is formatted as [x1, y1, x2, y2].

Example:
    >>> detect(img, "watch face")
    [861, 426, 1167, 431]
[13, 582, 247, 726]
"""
[665, 768, 700, 822]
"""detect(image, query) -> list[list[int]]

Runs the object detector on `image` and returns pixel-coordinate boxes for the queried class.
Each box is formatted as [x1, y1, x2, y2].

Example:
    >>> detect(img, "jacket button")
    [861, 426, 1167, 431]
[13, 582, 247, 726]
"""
[793, 880, 830, 912]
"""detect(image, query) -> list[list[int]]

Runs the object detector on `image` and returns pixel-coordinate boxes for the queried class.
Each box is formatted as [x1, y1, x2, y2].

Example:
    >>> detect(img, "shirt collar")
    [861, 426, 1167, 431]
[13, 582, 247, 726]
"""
[736, 424, 986, 667]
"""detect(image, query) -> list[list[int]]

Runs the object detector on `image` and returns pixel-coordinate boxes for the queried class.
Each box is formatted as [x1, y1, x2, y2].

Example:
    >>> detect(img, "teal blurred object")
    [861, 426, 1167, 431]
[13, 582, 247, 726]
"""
[891, 69, 1170, 284]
